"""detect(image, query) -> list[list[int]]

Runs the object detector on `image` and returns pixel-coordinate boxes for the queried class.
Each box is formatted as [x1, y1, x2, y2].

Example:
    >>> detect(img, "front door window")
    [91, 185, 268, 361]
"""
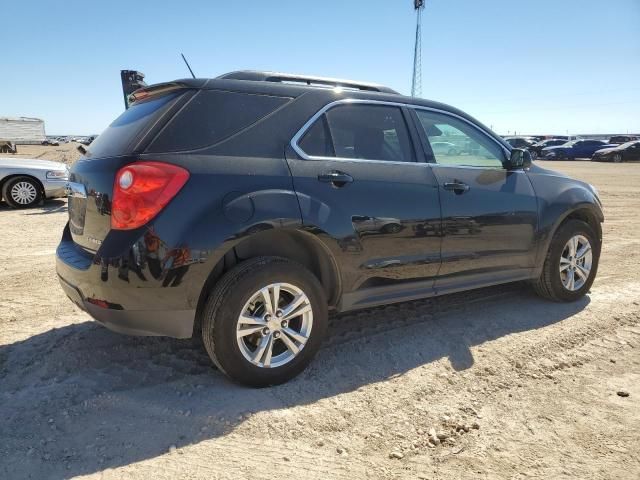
[415, 110, 505, 168]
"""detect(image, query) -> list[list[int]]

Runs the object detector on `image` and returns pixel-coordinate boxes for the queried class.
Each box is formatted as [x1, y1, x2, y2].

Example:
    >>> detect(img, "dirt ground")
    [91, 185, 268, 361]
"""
[1, 152, 639, 480]
[9, 143, 82, 165]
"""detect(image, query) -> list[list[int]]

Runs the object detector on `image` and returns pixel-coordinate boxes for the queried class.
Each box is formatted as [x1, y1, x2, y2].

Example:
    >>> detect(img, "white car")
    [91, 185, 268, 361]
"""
[431, 141, 460, 156]
[0, 158, 69, 208]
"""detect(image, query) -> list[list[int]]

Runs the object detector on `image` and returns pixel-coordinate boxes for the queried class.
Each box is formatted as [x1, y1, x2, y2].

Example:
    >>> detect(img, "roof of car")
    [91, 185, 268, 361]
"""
[135, 71, 511, 150]
[216, 70, 399, 94]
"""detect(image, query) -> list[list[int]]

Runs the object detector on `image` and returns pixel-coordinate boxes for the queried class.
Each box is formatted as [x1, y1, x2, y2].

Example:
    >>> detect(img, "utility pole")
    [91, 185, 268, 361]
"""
[411, 0, 426, 97]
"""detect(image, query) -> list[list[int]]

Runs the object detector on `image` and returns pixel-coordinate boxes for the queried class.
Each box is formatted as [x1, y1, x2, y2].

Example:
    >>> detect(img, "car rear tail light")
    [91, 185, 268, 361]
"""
[111, 161, 189, 230]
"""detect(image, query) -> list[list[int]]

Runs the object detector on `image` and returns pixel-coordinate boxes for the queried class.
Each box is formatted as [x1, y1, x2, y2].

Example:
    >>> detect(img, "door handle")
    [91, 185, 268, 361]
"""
[443, 181, 470, 194]
[318, 171, 353, 186]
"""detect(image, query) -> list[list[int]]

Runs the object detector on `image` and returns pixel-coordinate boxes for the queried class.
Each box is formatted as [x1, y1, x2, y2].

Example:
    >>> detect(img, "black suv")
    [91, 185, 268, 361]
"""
[57, 71, 603, 386]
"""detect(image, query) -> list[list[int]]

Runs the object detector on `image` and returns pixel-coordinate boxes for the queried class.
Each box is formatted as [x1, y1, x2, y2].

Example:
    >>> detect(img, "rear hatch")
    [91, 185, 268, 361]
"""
[67, 85, 190, 252]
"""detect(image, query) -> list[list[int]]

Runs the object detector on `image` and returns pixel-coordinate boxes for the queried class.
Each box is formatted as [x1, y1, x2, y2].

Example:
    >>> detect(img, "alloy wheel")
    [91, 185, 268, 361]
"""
[236, 283, 313, 368]
[559, 234, 592, 291]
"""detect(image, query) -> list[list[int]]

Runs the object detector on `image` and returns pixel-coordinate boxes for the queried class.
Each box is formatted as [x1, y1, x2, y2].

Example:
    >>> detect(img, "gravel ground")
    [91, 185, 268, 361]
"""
[8, 143, 82, 165]
[1, 156, 639, 480]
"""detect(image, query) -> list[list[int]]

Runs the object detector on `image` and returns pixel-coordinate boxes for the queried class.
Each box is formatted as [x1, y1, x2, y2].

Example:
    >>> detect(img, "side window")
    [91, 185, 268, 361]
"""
[299, 116, 334, 157]
[147, 90, 290, 153]
[297, 104, 415, 162]
[415, 110, 505, 168]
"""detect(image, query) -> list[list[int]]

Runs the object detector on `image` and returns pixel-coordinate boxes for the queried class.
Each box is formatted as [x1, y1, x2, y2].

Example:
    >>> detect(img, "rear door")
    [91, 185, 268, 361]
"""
[286, 101, 442, 296]
[412, 108, 539, 289]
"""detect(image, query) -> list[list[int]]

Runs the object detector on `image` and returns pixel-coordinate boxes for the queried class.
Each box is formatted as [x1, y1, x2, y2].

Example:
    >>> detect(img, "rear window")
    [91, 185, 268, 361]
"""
[86, 92, 181, 159]
[147, 90, 290, 153]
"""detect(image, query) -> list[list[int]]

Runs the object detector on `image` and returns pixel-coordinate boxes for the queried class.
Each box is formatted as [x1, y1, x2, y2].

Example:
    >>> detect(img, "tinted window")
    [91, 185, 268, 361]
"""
[298, 104, 415, 162]
[416, 110, 505, 168]
[299, 116, 334, 157]
[86, 92, 181, 159]
[148, 90, 290, 152]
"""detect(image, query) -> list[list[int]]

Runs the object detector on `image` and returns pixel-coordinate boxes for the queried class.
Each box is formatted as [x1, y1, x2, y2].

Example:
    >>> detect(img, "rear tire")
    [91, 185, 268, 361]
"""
[201, 256, 328, 387]
[2, 176, 42, 208]
[533, 219, 600, 302]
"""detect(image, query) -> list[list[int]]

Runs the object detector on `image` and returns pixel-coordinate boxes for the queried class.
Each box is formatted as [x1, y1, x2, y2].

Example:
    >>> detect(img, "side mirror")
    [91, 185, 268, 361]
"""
[505, 148, 532, 170]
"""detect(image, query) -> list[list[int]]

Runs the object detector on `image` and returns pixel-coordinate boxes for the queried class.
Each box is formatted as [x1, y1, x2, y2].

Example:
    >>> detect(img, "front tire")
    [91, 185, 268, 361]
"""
[201, 257, 328, 387]
[613, 153, 623, 163]
[533, 219, 600, 302]
[2, 176, 42, 208]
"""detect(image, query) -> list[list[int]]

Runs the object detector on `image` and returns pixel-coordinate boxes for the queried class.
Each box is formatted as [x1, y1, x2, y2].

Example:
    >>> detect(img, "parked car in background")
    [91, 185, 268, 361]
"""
[542, 139, 611, 160]
[529, 138, 567, 160]
[608, 135, 638, 145]
[42, 138, 60, 146]
[56, 70, 603, 386]
[592, 140, 640, 163]
[504, 137, 535, 149]
[79, 135, 98, 146]
[430, 141, 460, 156]
[0, 157, 69, 208]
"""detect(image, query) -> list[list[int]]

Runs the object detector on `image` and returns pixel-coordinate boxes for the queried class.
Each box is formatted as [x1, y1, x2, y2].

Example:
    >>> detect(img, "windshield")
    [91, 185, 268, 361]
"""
[620, 140, 640, 149]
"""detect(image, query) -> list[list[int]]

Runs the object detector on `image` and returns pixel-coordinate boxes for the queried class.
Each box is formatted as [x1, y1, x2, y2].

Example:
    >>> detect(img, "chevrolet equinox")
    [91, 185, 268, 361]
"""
[57, 71, 603, 386]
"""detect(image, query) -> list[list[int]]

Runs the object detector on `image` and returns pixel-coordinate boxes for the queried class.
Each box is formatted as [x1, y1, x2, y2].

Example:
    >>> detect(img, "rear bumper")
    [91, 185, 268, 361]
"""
[58, 275, 194, 337]
[56, 226, 196, 338]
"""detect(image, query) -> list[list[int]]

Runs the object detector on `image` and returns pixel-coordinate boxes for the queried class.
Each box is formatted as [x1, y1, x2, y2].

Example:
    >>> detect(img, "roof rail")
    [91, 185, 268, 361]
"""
[217, 70, 399, 94]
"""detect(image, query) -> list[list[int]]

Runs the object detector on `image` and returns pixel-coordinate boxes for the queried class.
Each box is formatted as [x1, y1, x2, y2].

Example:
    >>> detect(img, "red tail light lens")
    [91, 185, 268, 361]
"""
[111, 161, 189, 230]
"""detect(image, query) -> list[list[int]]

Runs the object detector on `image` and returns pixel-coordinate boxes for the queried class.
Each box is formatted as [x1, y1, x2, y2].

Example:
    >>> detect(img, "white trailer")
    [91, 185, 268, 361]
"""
[0, 117, 46, 145]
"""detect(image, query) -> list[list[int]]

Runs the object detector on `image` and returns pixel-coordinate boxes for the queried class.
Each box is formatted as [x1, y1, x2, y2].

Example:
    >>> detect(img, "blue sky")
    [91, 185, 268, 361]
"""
[2, 0, 639, 135]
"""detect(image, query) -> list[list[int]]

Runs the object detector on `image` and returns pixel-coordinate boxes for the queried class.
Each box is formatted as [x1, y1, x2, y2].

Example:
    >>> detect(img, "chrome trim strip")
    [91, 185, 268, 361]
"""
[289, 98, 511, 165]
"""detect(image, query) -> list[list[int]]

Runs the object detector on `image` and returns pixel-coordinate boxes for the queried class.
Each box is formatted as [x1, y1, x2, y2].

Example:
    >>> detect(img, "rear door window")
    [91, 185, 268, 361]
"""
[147, 90, 290, 152]
[298, 104, 415, 163]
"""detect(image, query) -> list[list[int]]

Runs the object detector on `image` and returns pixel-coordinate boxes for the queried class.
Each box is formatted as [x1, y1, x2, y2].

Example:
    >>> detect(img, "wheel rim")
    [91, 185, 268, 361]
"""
[559, 235, 593, 291]
[531, 151, 538, 160]
[10, 181, 37, 205]
[614, 154, 622, 163]
[236, 282, 313, 368]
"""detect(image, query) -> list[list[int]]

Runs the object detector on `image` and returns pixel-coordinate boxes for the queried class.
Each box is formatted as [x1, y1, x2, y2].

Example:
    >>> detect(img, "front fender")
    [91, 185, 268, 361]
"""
[527, 168, 603, 271]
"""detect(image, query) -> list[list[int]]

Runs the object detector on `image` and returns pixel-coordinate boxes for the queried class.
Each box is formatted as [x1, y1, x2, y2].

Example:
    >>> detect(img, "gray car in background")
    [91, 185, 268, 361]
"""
[0, 158, 69, 208]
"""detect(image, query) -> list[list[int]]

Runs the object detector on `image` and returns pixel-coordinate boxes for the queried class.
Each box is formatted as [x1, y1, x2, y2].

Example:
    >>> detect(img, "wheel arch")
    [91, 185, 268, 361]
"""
[536, 203, 603, 275]
[0, 173, 45, 202]
[193, 228, 341, 335]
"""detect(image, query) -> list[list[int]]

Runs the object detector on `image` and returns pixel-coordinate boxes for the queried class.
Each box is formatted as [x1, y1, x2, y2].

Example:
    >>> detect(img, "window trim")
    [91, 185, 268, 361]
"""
[290, 99, 511, 167]
[293, 100, 417, 164]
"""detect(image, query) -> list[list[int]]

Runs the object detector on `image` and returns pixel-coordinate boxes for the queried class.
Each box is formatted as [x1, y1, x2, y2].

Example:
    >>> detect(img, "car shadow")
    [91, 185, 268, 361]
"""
[0, 283, 589, 479]
[0, 198, 67, 214]
[25, 199, 67, 215]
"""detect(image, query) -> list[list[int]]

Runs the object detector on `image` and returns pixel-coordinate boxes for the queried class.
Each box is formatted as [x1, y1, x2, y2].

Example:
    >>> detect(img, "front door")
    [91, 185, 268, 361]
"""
[413, 108, 539, 290]
[286, 101, 442, 298]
